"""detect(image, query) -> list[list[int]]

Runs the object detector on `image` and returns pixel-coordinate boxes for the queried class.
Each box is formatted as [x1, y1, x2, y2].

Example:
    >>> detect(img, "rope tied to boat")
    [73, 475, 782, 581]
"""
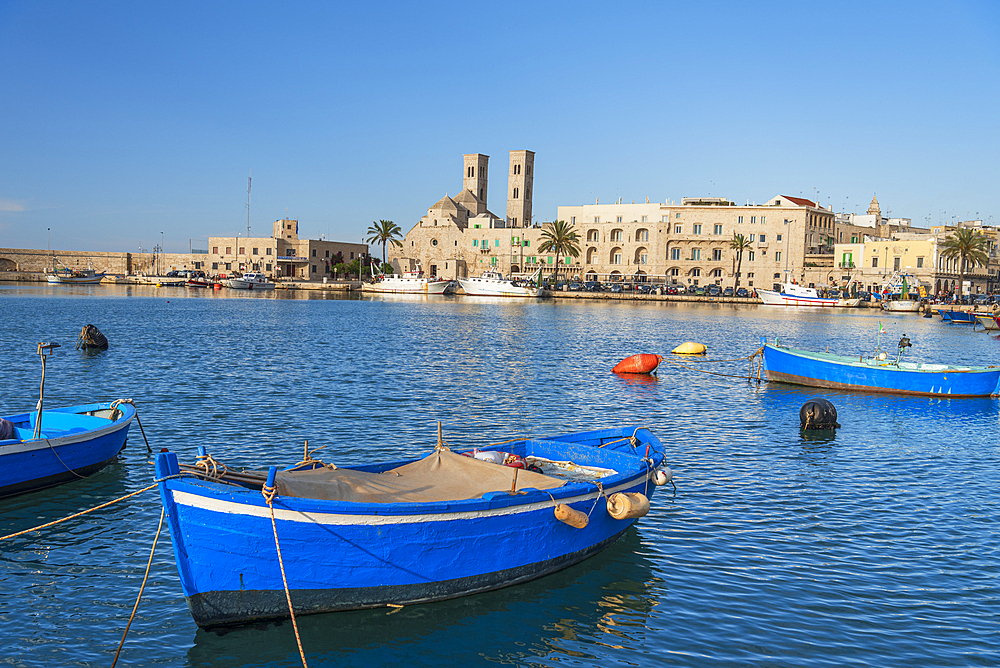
[260, 482, 309, 668]
[111, 398, 152, 453]
[195, 452, 227, 479]
[111, 507, 164, 668]
[586, 482, 607, 518]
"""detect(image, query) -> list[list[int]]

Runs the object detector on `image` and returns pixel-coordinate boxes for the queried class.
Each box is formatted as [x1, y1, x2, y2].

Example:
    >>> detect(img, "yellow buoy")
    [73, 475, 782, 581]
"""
[156, 282, 162, 288]
[672, 341, 707, 355]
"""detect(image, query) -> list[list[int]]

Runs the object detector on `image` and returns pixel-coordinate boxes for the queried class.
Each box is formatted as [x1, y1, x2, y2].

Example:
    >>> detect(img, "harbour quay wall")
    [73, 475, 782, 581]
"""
[0, 247, 208, 277]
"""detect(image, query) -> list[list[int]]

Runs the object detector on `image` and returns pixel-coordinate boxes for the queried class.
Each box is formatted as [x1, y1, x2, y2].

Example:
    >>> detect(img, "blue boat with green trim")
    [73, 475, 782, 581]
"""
[761, 337, 1000, 397]
[154, 426, 671, 628]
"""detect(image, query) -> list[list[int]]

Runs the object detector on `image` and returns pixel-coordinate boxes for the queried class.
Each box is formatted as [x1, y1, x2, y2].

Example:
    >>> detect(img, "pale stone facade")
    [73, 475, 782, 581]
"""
[209, 219, 367, 280]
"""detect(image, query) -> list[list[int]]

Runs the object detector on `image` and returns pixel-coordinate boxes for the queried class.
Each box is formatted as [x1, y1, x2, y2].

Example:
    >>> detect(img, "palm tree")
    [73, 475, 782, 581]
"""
[537, 220, 581, 285]
[365, 220, 403, 270]
[940, 228, 990, 296]
[729, 233, 752, 290]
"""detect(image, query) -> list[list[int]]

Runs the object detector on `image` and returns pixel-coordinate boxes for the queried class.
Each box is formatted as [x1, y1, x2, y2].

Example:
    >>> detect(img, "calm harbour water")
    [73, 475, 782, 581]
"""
[1, 284, 998, 667]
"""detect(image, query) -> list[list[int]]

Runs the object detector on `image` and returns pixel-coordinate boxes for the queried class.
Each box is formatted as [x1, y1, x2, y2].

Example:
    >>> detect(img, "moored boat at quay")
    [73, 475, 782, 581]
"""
[154, 425, 671, 628]
[361, 270, 450, 294]
[228, 271, 275, 290]
[756, 282, 857, 307]
[458, 270, 543, 297]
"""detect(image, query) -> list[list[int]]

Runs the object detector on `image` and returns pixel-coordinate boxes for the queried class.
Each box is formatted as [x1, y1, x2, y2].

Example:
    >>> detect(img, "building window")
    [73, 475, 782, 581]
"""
[350, 252, 354, 259]
[594, 217, 600, 223]
[212, 262, 218, 269]
[495, 239, 500, 247]
[312, 249, 317, 257]
[692, 268, 701, 276]
[748, 251, 755, 261]
[212, 246, 218, 254]
[749, 234, 756, 242]
[776, 234, 782, 242]
[311, 265, 316, 273]
[894, 257, 901, 271]
[640, 253, 648, 265]
[637, 229, 649, 242]
[693, 224, 702, 234]
[713, 269, 722, 277]
[325, 250, 329, 257]
[613, 252, 622, 265]
[662, 215, 669, 222]
[714, 224, 723, 235]
[524, 240, 530, 247]
[713, 249, 722, 261]
[617, 216, 623, 223]
[917, 257, 924, 268]
[253, 247, 259, 255]
[511, 218, 518, 226]
[738, 216, 743, 224]
[226, 246, 232, 254]
[431, 239, 438, 247]
[239, 247, 245, 254]
[671, 248, 680, 260]
[473, 240, 478, 247]
[751, 216, 756, 224]
[513, 187, 519, 199]
[759, 234, 765, 243]
[675, 225, 682, 234]
[571, 216, 576, 224]
[641, 216, 648, 223]
[760, 216, 766, 224]
[225, 262, 231, 270]
[775, 251, 781, 262]
[691, 249, 701, 260]
[265, 263, 271, 271]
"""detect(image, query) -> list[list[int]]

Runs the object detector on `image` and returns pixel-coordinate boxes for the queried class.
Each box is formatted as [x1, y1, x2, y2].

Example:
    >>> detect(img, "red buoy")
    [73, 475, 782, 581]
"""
[612, 353, 662, 374]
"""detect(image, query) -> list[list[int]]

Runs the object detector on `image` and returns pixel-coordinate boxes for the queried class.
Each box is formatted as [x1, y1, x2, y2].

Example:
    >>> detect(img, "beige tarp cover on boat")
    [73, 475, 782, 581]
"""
[273, 450, 566, 504]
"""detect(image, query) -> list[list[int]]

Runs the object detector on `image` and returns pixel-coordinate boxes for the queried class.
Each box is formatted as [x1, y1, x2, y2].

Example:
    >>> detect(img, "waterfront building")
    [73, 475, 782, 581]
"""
[396, 155, 848, 290]
[208, 219, 367, 280]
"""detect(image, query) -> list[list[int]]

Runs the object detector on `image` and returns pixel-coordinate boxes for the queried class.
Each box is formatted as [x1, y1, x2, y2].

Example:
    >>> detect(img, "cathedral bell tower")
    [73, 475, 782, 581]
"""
[506, 150, 534, 228]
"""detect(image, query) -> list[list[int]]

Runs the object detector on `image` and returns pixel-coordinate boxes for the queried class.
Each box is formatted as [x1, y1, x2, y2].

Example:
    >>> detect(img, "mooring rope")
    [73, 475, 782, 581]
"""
[0, 483, 159, 542]
[111, 399, 152, 453]
[111, 507, 165, 668]
[261, 483, 309, 668]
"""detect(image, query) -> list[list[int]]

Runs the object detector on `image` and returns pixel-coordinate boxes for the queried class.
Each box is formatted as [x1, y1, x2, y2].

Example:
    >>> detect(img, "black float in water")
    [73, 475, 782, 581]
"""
[76, 324, 109, 350]
[800, 398, 840, 430]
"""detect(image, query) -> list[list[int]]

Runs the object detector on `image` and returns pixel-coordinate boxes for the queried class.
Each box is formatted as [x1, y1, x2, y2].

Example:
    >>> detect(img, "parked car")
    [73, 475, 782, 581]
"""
[694, 286, 706, 296]
[665, 285, 679, 295]
[609, 283, 623, 293]
[735, 287, 749, 298]
[584, 281, 601, 292]
[568, 282, 583, 292]
[634, 283, 652, 294]
[722, 287, 734, 297]
[707, 285, 721, 296]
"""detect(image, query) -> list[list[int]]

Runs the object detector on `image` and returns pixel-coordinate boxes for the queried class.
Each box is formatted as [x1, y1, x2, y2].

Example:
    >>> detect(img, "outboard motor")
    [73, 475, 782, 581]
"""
[800, 398, 840, 430]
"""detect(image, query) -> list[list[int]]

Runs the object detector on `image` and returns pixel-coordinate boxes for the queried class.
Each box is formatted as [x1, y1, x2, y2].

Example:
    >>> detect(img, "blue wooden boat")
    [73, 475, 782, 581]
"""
[154, 426, 671, 628]
[761, 340, 1000, 396]
[0, 401, 136, 498]
[940, 310, 977, 324]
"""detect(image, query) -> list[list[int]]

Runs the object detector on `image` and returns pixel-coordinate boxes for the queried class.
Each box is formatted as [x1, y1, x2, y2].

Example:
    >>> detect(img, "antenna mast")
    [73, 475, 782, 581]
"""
[246, 173, 252, 237]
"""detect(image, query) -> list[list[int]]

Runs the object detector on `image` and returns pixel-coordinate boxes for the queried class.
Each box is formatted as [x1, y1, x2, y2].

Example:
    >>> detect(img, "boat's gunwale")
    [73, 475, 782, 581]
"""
[0, 402, 136, 452]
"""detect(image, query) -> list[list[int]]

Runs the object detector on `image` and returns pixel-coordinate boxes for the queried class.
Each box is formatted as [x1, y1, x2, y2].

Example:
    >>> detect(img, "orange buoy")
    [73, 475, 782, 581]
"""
[612, 353, 662, 374]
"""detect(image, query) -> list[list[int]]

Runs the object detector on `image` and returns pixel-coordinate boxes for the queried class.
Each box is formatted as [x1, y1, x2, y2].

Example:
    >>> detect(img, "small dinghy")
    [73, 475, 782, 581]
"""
[154, 425, 672, 628]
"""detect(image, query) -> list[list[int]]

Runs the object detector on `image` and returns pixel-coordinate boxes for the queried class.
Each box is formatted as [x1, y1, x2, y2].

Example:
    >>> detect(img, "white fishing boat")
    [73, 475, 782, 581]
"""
[45, 258, 105, 284]
[878, 271, 922, 312]
[458, 270, 544, 297]
[361, 269, 450, 294]
[756, 283, 843, 307]
[228, 272, 275, 290]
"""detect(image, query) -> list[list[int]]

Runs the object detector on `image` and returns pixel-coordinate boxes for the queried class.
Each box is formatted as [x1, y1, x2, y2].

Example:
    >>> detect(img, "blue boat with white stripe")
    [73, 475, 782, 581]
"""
[154, 426, 672, 628]
[761, 337, 1000, 397]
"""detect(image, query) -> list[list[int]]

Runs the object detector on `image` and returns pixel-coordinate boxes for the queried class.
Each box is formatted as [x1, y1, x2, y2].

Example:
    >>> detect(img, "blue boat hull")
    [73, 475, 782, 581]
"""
[0, 402, 135, 498]
[762, 344, 1000, 397]
[940, 310, 977, 323]
[155, 427, 667, 628]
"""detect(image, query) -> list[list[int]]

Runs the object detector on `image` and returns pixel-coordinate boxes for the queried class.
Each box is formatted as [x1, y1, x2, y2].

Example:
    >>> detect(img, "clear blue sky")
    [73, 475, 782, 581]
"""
[2, 0, 998, 253]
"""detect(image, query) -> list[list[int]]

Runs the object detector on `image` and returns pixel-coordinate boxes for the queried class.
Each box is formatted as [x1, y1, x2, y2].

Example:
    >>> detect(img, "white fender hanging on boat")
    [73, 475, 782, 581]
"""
[653, 467, 673, 486]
